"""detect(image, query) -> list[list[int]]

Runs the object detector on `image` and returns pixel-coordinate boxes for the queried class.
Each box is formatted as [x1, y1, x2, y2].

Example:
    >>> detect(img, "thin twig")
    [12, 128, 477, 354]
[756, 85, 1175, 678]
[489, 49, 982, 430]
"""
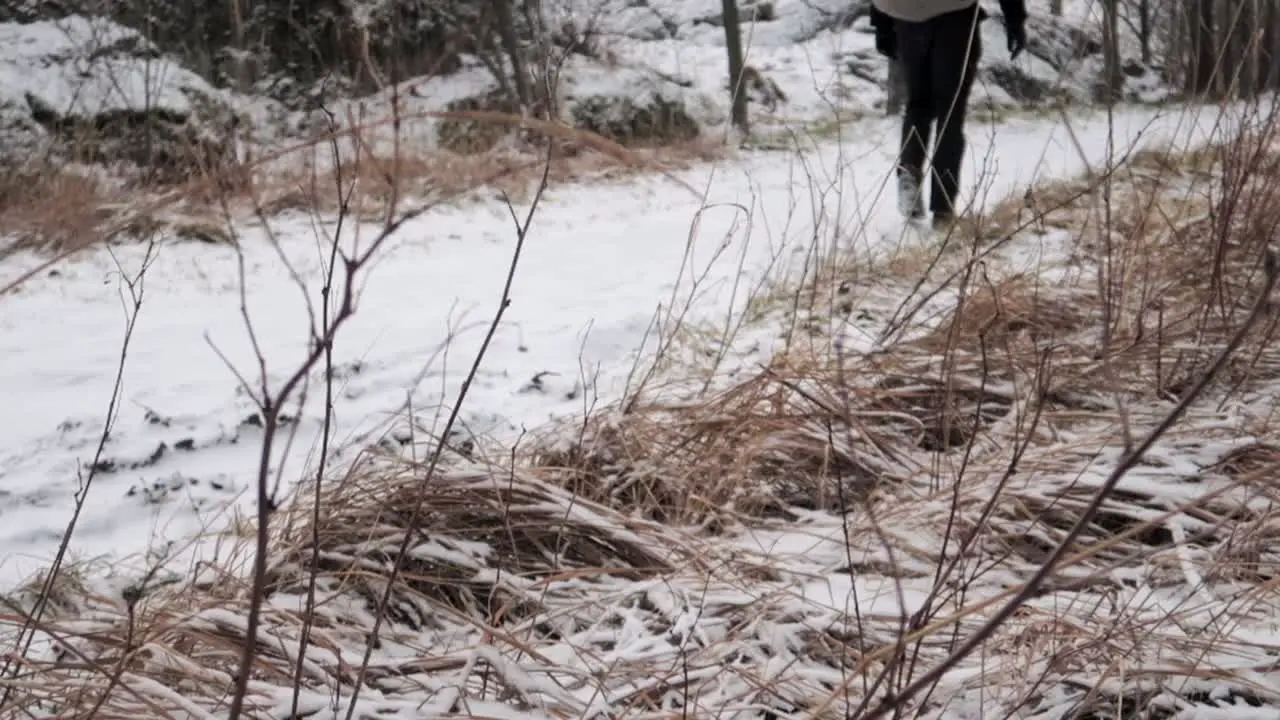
[855, 248, 1279, 720]
[341, 141, 551, 720]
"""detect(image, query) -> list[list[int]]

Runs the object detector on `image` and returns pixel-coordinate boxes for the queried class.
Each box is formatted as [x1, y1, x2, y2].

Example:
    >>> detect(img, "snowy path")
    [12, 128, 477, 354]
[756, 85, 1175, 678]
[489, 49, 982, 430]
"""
[0, 106, 1223, 588]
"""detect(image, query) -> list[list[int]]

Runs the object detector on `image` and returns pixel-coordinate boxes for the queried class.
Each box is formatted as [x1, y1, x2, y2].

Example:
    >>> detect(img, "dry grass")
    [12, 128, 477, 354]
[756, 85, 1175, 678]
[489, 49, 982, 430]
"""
[6, 134, 1280, 719]
[0, 165, 118, 256]
[527, 136, 1280, 525]
[267, 464, 682, 619]
[0, 113, 725, 259]
[244, 137, 725, 219]
[0, 163, 237, 257]
[532, 358, 913, 524]
[875, 139, 1280, 404]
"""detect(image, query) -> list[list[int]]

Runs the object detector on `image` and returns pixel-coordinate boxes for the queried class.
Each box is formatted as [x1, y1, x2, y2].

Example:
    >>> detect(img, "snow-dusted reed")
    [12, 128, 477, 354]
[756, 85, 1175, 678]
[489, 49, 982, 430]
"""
[4, 97, 1280, 719]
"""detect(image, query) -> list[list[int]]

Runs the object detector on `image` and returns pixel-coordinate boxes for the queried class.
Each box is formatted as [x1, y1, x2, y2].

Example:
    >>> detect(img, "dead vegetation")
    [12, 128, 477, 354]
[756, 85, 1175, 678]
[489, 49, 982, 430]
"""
[531, 127, 1280, 524]
[245, 134, 723, 219]
[0, 109, 724, 261]
[0, 165, 116, 257]
[6, 120, 1280, 718]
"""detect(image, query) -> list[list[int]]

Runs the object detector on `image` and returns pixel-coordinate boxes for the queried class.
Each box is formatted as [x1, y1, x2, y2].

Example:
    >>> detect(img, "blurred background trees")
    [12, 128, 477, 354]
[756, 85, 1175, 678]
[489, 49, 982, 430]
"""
[1069, 0, 1280, 100]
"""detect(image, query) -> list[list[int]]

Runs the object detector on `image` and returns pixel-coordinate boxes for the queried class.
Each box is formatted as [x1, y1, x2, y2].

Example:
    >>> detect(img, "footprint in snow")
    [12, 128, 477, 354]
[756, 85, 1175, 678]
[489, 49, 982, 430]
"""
[125, 473, 237, 509]
[519, 371, 584, 402]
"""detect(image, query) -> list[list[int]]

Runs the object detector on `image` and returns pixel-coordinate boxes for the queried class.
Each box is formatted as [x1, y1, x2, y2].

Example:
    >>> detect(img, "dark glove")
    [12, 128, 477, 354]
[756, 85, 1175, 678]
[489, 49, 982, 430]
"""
[999, 0, 1028, 60]
[870, 5, 896, 60]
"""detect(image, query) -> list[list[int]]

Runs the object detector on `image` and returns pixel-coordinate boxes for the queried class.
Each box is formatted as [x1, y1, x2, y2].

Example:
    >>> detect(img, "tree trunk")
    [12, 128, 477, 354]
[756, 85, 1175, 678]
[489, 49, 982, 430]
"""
[1166, 0, 1184, 88]
[520, 0, 555, 115]
[1242, 0, 1260, 96]
[1220, 0, 1241, 95]
[1194, 0, 1216, 95]
[1264, 0, 1280, 90]
[1101, 0, 1123, 103]
[1050, 0, 1063, 16]
[1138, 0, 1152, 65]
[1212, 0, 1246, 96]
[721, 0, 750, 134]
[493, 0, 535, 113]
[228, 0, 252, 93]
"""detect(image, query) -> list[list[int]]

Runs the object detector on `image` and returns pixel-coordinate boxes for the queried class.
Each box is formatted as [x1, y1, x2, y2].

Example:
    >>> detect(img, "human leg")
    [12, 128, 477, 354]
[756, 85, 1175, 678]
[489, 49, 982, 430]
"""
[926, 6, 982, 220]
[894, 18, 934, 219]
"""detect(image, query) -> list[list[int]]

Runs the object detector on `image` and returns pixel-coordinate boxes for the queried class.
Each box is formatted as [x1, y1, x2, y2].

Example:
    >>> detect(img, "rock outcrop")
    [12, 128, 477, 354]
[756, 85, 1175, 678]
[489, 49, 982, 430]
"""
[0, 16, 239, 180]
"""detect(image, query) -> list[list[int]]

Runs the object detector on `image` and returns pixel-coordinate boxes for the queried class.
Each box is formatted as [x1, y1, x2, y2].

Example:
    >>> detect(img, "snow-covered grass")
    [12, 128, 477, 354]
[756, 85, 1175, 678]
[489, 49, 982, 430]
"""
[4, 92, 1280, 718]
[0, 102, 1207, 590]
[2, 0, 1279, 716]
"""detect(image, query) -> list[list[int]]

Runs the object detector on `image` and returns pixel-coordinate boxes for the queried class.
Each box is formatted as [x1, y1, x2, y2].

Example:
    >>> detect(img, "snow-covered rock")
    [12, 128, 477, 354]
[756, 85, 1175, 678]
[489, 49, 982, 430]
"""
[563, 62, 717, 145]
[0, 16, 238, 178]
[433, 60, 719, 152]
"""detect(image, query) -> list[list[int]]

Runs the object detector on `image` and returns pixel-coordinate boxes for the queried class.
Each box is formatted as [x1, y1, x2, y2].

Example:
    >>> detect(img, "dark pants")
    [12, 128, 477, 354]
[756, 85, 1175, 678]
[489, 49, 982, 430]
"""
[895, 5, 983, 217]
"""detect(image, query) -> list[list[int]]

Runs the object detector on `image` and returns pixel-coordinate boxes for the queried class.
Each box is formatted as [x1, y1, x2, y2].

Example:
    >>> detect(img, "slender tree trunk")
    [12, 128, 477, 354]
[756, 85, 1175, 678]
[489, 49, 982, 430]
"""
[1167, 0, 1184, 88]
[1050, 0, 1063, 16]
[521, 0, 554, 115]
[493, 0, 535, 113]
[1221, 0, 1241, 96]
[229, 0, 252, 93]
[1265, 0, 1280, 90]
[1212, 0, 1240, 96]
[1138, 0, 1152, 64]
[1101, 0, 1123, 103]
[721, 0, 749, 133]
[1194, 0, 1216, 94]
[1259, 0, 1272, 91]
[1242, 0, 1260, 97]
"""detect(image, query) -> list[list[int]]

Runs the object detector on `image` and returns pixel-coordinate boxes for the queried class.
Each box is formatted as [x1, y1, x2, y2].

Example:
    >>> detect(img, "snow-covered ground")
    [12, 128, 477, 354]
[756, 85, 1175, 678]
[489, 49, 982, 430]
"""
[0, 102, 1238, 591]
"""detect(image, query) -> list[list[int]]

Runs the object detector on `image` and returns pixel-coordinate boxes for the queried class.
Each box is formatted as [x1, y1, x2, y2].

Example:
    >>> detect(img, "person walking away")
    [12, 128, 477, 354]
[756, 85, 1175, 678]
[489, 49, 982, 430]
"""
[870, 0, 1028, 229]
